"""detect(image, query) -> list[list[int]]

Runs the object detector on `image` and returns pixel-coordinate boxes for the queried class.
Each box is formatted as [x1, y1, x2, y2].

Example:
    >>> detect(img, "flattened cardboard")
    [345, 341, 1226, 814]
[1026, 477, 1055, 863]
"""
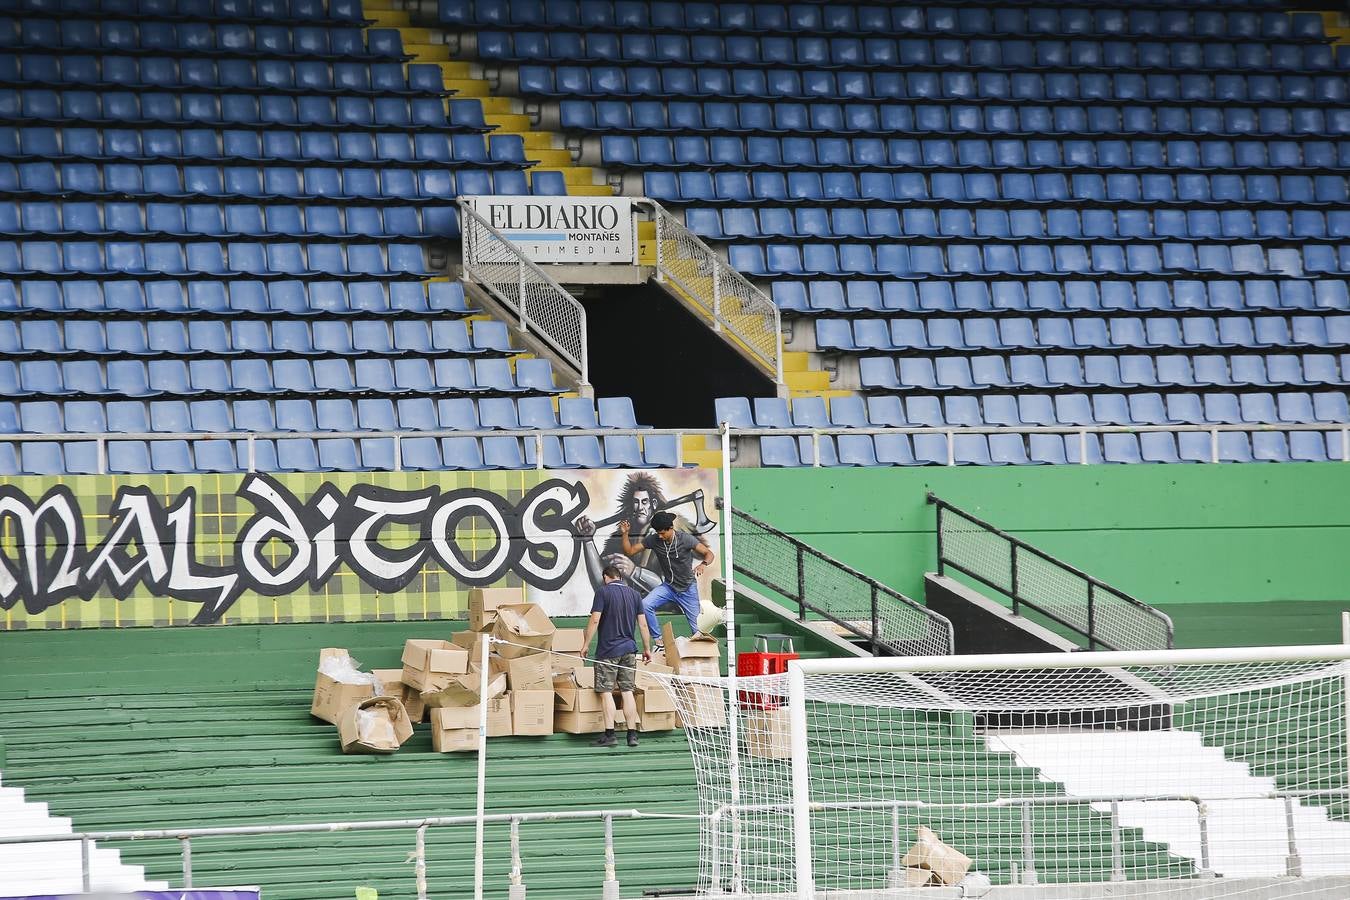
[493, 603, 556, 659]
[511, 690, 555, 736]
[311, 649, 377, 725]
[338, 696, 413, 754]
[422, 671, 508, 709]
[400, 639, 469, 692]
[901, 826, 972, 886]
[744, 707, 793, 759]
[469, 586, 524, 631]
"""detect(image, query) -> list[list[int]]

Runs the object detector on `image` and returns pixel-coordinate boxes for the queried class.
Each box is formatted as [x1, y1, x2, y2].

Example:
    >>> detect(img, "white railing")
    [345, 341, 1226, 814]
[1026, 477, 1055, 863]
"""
[457, 200, 590, 388]
[4, 423, 1349, 474]
[635, 199, 784, 388]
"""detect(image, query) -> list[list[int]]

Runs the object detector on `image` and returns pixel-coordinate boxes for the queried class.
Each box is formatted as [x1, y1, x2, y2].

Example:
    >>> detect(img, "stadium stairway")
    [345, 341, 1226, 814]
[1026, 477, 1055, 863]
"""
[0, 775, 166, 895]
[993, 730, 1350, 877]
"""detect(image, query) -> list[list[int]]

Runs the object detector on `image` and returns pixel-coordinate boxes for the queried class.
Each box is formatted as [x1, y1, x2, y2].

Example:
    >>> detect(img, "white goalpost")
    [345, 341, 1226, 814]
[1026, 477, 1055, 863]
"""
[660, 643, 1350, 900]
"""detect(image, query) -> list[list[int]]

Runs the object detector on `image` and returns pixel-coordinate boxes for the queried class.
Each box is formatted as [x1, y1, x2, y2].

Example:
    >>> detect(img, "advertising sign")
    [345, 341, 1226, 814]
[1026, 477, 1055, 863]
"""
[466, 196, 635, 263]
[0, 469, 719, 629]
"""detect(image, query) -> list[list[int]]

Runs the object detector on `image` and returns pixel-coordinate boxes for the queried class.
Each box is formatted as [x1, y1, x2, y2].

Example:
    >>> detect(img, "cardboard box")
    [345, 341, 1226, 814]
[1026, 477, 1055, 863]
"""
[554, 709, 608, 734]
[430, 700, 512, 751]
[635, 661, 675, 692]
[493, 603, 556, 659]
[338, 696, 414, 754]
[311, 648, 378, 725]
[635, 693, 679, 732]
[495, 652, 553, 692]
[452, 629, 491, 665]
[551, 628, 587, 659]
[901, 826, 972, 886]
[400, 640, 469, 692]
[639, 682, 676, 713]
[372, 668, 426, 723]
[550, 653, 586, 674]
[512, 690, 555, 736]
[469, 586, 524, 631]
[682, 683, 728, 728]
[431, 726, 478, 753]
[422, 671, 508, 709]
[744, 707, 792, 759]
[899, 868, 939, 888]
[663, 624, 721, 676]
[553, 668, 606, 713]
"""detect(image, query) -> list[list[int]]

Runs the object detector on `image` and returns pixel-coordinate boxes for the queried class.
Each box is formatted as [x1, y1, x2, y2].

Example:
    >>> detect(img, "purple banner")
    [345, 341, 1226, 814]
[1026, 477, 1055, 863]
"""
[5, 891, 260, 900]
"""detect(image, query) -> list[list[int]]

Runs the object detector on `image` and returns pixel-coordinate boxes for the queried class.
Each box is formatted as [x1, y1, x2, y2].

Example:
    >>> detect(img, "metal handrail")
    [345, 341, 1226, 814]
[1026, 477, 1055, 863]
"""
[456, 199, 589, 387]
[634, 199, 784, 387]
[0, 808, 697, 898]
[731, 505, 954, 656]
[927, 493, 1175, 651]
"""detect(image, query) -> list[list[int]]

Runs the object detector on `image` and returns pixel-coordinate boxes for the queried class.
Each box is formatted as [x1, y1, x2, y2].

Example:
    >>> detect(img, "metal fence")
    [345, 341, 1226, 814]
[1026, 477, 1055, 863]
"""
[0, 808, 691, 900]
[731, 506, 954, 656]
[636, 199, 783, 388]
[928, 493, 1174, 652]
[457, 199, 589, 388]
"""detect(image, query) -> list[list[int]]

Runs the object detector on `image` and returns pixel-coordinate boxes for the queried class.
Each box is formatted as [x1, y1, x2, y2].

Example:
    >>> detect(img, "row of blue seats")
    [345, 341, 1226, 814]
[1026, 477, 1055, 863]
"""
[717, 392, 1350, 429]
[2, 163, 538, 203]
[0, 317, 515, 358]
[3, 125, 516, 166]
[561, 87, 1350, 133]
[773, 278, 1350, 316]
[857, 352, 1349, 392]
[0, 278, 473, 317]
[0, 240, 431, 278]
[4, 126, 506, 168]
[3, 0, 363, 21]
[0, 432, 686, 474]
[730, 243, 1344, 280]
[0, 356, 562, 397]
[445, 1, 1307, 40]
[755, 430, 1342, 466]
[3, 200, 462, 241]
[481, 31, 1339, 71]
[642, 171, 1348, 206]
[1, 395, 646, 434]
[690, 207, 1350, 243]
[637, 135, 1344, 174]
[3, 55, 447, 96]
[607, 135, 1350, 172]
[0, 19, 405, 58]
[815, 315, 1350, 354]
[3, 90, 480, 131]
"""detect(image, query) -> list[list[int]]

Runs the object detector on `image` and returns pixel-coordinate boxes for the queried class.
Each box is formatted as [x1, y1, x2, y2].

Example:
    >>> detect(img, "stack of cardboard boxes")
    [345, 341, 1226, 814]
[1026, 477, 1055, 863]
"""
[308, 588, 696, 754]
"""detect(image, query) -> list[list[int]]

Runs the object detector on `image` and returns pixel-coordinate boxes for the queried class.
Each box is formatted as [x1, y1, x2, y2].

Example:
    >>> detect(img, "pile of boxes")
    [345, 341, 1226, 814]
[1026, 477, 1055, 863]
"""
[309, 588, 695, 754]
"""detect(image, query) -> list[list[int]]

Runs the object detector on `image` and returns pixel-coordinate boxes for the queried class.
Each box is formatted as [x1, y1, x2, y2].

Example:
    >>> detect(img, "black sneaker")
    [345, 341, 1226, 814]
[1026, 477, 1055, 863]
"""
[626, 730, 640, 748]
[593, 732, 618, 748]
[650, 641, 664, 656]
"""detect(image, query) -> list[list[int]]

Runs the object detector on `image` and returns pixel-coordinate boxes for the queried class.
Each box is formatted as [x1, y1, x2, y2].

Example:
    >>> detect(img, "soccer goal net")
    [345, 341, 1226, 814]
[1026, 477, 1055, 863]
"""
[660, 645, 1350, 900]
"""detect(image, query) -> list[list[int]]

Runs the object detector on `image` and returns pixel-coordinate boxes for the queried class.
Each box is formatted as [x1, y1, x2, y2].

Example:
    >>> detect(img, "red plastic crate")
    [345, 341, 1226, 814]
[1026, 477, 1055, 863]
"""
[737, 635, 798, 710]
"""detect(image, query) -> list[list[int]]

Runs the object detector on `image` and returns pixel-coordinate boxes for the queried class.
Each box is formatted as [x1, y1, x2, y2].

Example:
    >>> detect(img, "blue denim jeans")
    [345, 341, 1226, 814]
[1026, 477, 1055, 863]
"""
[642, 581, 701, 642]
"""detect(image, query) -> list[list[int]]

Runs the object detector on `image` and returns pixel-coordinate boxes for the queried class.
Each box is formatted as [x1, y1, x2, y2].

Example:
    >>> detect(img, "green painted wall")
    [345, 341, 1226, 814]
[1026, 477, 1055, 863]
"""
[733, 463, 1350, 649]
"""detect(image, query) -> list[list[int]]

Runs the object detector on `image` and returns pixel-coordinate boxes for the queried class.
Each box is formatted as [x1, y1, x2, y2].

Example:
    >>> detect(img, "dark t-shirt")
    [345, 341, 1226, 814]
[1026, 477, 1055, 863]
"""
[591, 580, 644, 659]
[642, 530, 703, 590]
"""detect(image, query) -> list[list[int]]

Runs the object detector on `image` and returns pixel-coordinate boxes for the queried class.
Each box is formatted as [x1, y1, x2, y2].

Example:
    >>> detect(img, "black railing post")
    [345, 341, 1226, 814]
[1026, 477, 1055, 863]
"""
[870, 584, 880, 656]
[795, 545, 806, 622]
[1009, 542, 1020, 616]
[934, 502, 946, 576]
[1086, 581, 1097, 650]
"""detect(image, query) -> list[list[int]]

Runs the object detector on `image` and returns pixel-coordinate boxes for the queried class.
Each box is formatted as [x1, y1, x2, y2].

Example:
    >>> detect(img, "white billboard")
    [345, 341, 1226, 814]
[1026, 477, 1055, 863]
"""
[466, 196, 636, 264]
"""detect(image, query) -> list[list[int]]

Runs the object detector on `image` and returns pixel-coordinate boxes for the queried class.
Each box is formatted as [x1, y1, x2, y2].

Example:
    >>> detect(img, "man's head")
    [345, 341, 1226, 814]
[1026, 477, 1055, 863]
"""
[651, 511, 677, 540]
[601, 563, 623, 583]
[618, 473, 665, 529]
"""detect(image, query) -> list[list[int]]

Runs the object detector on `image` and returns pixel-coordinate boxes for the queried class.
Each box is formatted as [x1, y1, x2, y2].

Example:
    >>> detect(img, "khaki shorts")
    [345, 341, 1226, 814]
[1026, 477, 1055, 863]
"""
[595, 654, 637, 693]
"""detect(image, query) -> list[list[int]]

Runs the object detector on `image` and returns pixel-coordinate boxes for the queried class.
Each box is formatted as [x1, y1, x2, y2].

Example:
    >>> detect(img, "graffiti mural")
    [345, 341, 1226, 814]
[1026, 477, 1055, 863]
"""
[0, 469, 719, 629]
